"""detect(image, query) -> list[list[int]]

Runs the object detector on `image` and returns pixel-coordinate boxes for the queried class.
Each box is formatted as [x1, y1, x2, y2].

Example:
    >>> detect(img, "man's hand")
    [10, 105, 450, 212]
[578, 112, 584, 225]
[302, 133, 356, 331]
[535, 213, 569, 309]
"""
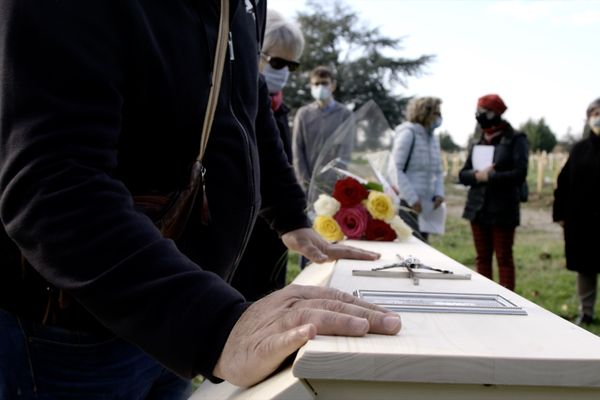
[281, 228, 380, 264]
[213, 284, 402, 387]
[432, 196, 444, 210]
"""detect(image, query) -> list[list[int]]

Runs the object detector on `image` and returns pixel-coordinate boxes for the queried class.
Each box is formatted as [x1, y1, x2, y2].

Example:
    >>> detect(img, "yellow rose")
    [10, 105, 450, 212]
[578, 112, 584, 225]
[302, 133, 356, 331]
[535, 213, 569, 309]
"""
[313, 215, 344, 242]
[366, 191, 395, 221]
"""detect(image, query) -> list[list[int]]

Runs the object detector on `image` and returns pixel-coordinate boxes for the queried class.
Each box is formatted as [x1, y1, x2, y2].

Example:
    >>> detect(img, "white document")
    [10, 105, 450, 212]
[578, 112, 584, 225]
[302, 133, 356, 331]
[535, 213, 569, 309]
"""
[418, 201, 446, 235]
[472, 145, 495, 171]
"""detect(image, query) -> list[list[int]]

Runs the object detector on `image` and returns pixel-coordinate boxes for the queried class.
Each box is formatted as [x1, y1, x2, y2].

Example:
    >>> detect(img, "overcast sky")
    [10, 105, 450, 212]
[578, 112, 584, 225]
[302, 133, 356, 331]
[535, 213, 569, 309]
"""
[269, 0, 600, 146]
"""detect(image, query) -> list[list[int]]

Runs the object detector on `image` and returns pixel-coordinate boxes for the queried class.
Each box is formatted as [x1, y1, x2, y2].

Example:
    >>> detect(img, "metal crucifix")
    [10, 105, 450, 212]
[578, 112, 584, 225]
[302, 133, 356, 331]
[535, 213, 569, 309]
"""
[352, 254, 471, 286]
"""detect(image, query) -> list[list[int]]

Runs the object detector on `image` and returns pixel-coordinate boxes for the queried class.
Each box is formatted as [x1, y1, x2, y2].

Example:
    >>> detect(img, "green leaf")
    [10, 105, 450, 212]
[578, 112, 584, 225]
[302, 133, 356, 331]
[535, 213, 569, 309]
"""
[364, 181, 384, 192]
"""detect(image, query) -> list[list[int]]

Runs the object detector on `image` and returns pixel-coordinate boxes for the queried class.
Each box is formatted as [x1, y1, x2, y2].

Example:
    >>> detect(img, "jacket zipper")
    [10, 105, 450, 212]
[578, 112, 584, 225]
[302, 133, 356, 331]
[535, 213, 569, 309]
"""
[226, 31, 257, 271]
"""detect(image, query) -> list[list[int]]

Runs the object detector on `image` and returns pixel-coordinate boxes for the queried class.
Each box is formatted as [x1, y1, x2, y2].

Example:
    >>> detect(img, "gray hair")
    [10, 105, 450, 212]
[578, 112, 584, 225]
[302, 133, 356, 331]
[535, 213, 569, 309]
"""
[586, 97, 600, 117]
[262, 10, 305, 61]
[405, 97, 442, 127]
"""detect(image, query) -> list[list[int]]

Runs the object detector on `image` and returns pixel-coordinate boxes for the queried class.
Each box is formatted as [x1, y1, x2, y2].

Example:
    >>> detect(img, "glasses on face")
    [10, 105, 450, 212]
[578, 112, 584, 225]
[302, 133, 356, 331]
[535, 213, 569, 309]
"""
[261, 53, 300, 72]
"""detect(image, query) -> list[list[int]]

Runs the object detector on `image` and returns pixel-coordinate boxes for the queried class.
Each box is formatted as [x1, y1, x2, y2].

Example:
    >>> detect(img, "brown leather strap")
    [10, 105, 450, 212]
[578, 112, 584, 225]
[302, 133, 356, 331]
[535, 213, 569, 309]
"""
[132, 0, 229, 238]
[198, 0, 229, 162]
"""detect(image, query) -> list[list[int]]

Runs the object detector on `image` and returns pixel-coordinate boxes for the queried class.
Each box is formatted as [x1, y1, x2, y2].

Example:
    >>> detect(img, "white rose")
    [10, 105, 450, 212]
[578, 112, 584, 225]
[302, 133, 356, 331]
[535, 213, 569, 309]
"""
[314, 194, 341, 217]
[389, 215, 412, 241]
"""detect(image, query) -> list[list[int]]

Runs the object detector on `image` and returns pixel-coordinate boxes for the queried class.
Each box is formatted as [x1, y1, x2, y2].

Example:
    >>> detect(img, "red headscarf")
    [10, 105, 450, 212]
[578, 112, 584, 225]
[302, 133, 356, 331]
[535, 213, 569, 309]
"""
[477, 94, 507, 115]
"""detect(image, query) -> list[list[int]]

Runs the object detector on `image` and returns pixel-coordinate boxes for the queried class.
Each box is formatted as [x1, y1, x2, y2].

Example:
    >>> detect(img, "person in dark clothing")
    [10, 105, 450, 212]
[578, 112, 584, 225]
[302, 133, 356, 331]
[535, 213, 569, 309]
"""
[0, 1, 401, 398]
[459, 94, 529, 291]
[553, 97, 600, 326]
[233, 9, 304, 300]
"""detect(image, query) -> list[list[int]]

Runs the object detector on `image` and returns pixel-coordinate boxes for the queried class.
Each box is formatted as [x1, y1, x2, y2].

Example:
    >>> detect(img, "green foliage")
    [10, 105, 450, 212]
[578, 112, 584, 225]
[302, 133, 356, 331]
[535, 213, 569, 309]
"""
[438, 130, 462, 152]
[520, 118, 558, 152]
[364, 181, 384, 192]
[284, 0, 433, 127]
[286, 251, 301, 284]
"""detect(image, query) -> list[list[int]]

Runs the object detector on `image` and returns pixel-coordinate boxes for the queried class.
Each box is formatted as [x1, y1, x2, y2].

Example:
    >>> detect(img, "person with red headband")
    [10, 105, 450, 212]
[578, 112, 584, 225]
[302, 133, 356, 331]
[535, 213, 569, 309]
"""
[459, 94, 529, 290]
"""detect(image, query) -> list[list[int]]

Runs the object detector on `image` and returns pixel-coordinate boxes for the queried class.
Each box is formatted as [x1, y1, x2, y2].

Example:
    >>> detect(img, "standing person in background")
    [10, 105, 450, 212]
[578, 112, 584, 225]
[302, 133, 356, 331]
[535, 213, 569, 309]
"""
[233, 9, 305, 300]
[258, 9, 303, 161]
[459, 94, 528, 291]
[387, 97, 445, 242]
[553, 97, 600, 325]
[292, 66, 353, 192]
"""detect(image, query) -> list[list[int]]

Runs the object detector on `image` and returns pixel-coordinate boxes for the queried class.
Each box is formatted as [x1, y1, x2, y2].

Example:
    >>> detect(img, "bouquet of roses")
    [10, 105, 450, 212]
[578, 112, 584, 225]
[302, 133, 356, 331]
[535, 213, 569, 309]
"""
[313, 176, 412, 242]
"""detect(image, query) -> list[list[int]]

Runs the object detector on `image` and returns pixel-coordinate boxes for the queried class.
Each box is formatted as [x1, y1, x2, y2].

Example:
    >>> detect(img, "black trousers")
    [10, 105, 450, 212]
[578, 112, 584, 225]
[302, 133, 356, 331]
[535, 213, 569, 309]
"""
[231, 218, 288, 301]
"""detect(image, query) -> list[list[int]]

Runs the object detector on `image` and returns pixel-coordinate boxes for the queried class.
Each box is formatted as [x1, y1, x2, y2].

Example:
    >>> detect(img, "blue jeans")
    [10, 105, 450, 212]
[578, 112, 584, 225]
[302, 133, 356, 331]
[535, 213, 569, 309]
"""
[0, 310, 192, 399]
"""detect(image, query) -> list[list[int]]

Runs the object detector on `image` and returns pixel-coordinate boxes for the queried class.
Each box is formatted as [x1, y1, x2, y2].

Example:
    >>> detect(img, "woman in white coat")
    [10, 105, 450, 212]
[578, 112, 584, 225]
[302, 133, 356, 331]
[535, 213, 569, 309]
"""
[387, 97, 445, 242]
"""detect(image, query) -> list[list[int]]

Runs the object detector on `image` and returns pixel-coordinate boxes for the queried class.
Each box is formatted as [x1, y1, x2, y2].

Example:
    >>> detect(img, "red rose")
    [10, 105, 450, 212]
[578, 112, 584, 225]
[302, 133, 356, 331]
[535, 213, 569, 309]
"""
[335, 205, 369, 239]
[332, 177, 369, 207]
[365, 219, 397, 241]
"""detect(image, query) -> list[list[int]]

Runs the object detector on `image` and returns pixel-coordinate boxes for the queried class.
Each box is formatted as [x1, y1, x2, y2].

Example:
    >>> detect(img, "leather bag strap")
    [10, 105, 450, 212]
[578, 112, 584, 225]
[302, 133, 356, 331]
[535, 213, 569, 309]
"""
[198, 0, 229, 162]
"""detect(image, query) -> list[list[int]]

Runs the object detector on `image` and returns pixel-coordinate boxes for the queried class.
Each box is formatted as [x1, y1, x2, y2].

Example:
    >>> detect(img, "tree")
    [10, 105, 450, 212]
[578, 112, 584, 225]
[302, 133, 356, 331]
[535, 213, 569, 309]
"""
[556, 127, 580, 152]
[285, 0, 433, 127]
[519, 118, 557, 152]
[438, 131, 462, 152]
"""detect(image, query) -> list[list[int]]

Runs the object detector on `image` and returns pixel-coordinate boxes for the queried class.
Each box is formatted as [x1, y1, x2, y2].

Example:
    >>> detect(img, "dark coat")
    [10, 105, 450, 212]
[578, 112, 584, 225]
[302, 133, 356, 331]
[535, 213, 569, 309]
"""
[553, 134, 600, 273]
[274, 103, 293, 163]
[459, 124, 529, 227]
[232, 100, 292, 300]
[0, 0, 309, 380]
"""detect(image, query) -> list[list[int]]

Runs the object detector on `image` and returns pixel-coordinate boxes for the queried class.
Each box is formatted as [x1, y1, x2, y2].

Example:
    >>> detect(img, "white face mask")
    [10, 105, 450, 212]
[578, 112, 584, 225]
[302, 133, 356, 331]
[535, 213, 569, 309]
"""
[311, 84, 332, 102]
[262, 64, 289, 93]
[589, 116, 600, 135]
[430, 116, 443, 130]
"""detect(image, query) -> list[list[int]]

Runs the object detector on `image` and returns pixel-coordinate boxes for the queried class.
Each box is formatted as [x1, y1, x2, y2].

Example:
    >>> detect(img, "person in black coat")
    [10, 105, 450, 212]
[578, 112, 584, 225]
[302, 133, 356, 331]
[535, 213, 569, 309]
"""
[459, 94, 529, 290]
[0, 1, 399, 397]
[232, 9, 304, 300]
[553, 97, 600, 325]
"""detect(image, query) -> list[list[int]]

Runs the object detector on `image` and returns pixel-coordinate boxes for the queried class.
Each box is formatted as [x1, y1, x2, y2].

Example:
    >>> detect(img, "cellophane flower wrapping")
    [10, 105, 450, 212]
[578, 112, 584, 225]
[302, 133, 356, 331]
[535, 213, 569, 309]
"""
[307, 100, 412, 242]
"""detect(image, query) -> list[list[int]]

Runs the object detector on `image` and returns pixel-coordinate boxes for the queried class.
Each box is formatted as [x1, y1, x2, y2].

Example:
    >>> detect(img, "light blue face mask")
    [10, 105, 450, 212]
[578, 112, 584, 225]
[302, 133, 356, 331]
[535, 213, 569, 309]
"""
[262, 64, 289, 93]
[310, 84, 332, 102]
[430, 116, 443, 130]
[589, 116, 600, 135]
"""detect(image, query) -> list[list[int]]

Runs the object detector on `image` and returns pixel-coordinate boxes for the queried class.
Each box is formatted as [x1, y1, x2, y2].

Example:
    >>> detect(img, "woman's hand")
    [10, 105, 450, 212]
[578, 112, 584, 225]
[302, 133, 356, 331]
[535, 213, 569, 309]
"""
[281, 228, 380, 263]
[475, 165, 495, 183]
[411, 201, 422, 214]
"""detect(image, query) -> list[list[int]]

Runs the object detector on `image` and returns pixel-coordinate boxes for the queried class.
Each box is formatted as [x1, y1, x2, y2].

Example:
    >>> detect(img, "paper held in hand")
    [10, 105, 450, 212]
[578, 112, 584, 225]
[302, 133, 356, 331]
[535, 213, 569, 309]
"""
[418, 201, 446, 235]
[472, 145, 495, 171]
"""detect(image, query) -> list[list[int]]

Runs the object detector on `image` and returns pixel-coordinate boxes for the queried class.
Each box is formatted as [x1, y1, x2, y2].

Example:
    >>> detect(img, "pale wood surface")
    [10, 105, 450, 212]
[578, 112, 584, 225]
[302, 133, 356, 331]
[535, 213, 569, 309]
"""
[192, 238, 600, 399]
[189, 366, 311, 400]
[309, 380, 600, 400]
[293, 239, 600, 389]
